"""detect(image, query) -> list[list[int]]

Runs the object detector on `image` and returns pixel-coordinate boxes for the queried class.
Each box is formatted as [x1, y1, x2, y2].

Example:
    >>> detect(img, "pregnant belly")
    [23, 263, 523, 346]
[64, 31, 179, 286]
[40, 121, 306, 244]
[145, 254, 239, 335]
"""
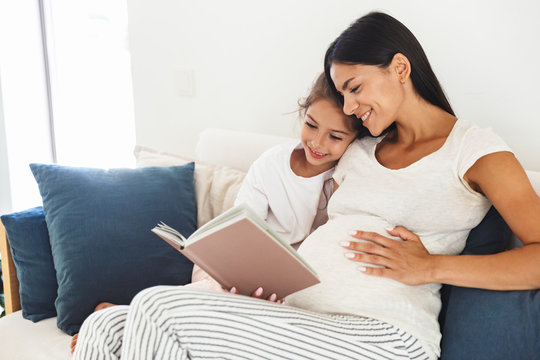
[285, 215, 442, 359]
[286, 214, 425, 315]
[302, 214, 399, 272]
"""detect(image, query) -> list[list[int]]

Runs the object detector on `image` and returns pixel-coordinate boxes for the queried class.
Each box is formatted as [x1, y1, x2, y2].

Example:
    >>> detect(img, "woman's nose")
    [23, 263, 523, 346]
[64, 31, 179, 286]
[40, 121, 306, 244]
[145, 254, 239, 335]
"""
[342, 95, 358, 116]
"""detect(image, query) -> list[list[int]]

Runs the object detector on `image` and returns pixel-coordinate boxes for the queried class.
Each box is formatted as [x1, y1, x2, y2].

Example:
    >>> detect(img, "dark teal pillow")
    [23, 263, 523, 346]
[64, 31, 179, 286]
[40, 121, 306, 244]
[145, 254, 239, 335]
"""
[460, 206, 512, 256]
[1, 207, 57, 321]
[439, 207, 539, 359]
[30, 163, 197, 335]
[440, 287, 539, 360]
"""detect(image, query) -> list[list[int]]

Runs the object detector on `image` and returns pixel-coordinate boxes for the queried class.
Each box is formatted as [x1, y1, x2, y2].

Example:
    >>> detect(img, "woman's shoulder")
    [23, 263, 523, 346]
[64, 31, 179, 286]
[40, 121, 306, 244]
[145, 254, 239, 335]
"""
[448, 119, 513, 176]
[335, 136, 378, 169]
[450, 119, 510, 150]
[349, 135, 382, 153]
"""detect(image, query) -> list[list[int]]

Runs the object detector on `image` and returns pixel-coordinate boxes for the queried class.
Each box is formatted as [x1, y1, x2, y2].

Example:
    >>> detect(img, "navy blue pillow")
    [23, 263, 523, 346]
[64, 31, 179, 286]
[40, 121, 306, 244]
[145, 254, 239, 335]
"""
[30, 163, 197, 335]
[1, 207, 57, 321]
[439, 207, 539, 359]
[461, 206, 512, 256]
[440, 287, 539, 360]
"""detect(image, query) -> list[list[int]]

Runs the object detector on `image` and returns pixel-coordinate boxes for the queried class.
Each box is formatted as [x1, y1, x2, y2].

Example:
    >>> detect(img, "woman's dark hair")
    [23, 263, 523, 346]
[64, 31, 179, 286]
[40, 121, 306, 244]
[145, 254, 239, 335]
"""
[324, 12, 454, 121]
[298, 72, 365, 138]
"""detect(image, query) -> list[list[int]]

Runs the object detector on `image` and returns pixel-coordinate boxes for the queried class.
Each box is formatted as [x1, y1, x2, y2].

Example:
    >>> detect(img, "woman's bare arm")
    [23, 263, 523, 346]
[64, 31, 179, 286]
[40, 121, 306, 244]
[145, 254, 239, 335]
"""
[433, 151, 540, 289]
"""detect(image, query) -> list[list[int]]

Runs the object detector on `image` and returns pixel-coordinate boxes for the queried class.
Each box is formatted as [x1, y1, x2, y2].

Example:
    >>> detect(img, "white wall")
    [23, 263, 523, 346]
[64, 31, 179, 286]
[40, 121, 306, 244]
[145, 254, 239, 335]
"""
[127, 0, 540, 171]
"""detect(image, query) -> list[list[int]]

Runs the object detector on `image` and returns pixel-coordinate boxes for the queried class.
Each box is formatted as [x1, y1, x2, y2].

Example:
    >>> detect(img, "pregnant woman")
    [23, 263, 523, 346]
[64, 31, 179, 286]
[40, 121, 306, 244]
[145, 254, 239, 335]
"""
[73, 11, 540, 360]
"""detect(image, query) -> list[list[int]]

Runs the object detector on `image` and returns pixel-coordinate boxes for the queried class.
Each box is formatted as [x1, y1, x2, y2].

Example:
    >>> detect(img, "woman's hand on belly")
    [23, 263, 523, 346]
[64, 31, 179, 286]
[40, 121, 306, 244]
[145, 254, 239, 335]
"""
[340, 226, 435, 286]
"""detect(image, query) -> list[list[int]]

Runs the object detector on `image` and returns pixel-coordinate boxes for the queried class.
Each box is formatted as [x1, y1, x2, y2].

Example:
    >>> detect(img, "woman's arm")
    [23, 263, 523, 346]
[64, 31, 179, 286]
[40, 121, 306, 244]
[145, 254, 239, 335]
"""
[435, 151, 540, 289]
[343, 152, 540, 290]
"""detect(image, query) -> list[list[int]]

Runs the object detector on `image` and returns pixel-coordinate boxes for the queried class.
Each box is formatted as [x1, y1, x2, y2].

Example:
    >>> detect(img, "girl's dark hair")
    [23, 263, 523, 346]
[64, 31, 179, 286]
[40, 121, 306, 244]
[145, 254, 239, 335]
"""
[324, 12, 454, 123]
[298, 72, 365, 138]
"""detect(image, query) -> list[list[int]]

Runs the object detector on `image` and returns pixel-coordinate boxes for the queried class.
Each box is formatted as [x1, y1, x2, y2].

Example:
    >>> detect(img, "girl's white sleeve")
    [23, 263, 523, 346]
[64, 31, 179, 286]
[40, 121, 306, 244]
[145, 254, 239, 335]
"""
[234, 160, 269, 221]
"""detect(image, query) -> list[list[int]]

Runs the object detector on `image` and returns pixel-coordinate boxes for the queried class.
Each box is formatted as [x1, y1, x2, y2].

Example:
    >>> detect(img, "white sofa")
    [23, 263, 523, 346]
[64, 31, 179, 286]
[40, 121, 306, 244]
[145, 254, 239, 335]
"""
[0, 128, 295, 359]
[0, 128, 538, 359]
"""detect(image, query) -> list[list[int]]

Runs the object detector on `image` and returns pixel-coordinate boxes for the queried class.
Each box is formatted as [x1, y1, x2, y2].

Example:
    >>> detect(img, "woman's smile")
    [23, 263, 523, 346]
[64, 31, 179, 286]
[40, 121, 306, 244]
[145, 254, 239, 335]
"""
[358, 109, 372, 126]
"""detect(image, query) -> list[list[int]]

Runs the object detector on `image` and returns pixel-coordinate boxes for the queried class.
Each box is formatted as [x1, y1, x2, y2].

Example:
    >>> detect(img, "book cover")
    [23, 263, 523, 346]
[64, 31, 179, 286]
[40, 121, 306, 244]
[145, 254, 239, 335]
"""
[152, 204, 320, 298]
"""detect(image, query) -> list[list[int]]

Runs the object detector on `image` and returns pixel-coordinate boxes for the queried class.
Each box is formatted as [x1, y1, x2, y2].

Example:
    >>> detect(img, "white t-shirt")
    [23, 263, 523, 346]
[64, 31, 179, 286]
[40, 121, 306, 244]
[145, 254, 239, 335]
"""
[234, 142, 334, 245]
[285, 119, 512, 360]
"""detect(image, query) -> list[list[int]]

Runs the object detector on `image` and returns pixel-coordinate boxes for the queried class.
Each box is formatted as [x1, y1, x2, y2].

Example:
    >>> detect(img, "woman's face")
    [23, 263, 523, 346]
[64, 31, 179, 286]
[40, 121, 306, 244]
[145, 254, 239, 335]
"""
[329, 62, 405, 137]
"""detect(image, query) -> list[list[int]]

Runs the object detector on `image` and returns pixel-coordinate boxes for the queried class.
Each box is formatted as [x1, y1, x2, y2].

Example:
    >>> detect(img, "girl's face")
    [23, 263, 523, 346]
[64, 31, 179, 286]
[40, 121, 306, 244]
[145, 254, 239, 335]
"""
[300, 98, 357, 172]
[329, 62, 405, 137]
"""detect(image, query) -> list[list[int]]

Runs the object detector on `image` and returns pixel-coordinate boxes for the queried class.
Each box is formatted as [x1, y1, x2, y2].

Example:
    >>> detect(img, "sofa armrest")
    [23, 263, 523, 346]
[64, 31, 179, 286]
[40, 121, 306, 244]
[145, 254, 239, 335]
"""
[0, 220, 21, 314]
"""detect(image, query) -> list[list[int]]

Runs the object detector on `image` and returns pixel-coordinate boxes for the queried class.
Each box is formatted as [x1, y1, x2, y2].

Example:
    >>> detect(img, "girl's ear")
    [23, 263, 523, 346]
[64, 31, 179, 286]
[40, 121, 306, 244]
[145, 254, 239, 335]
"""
[391, 53, 411, 84]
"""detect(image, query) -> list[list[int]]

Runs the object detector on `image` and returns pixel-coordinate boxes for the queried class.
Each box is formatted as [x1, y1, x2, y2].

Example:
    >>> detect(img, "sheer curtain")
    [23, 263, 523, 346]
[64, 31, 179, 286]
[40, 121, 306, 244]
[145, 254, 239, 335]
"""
[0, 0, 135, 212]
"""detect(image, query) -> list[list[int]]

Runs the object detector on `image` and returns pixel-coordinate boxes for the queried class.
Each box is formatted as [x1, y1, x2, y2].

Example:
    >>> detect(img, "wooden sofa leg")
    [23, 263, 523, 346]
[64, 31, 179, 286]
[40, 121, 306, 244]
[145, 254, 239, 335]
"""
[0, 220, 21, 314]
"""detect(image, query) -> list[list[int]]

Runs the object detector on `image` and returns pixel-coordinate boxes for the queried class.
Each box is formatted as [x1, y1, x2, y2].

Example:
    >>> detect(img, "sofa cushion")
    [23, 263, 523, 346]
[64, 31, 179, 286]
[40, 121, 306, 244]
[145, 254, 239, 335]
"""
[1, 207, 57, 322]
[439, 206, 539, 359]
[134, 145, 246, 226]
[0, 311, 71, 360]
[30, 163, 197, 335]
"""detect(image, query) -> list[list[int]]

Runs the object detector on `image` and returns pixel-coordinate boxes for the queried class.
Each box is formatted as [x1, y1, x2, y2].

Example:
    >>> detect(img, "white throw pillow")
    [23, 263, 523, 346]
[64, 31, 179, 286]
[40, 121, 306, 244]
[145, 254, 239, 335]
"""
[134, 145, 246, 227]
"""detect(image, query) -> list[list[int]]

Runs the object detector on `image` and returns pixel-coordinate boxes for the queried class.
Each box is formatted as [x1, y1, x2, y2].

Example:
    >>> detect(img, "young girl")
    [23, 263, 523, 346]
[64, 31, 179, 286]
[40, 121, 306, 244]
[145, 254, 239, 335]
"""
[234, 72, 361, 247]
[72, 72, 361, 354]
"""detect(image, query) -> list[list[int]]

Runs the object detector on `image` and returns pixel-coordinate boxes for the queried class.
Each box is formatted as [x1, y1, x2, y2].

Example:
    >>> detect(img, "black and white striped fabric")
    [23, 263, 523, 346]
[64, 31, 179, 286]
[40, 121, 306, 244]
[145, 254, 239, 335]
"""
[74, 286, 428, 360]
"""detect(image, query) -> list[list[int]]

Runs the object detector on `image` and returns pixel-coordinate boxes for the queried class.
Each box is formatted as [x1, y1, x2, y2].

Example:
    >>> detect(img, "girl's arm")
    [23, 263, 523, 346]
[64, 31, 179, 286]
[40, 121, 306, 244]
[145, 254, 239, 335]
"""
[344, 152, 540, 290]
[191, 264, 215, 283]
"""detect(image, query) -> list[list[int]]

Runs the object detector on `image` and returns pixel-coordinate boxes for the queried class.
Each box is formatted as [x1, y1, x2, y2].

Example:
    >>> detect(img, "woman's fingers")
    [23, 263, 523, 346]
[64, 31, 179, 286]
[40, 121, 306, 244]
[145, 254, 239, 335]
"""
[348, 230, 397, 248]
[341, 240, 395, 257]
[340, 226, 433, 285]
[386, 225, 422, 242]
[359, 266, 396, 279]
[344, 252, 394, 268]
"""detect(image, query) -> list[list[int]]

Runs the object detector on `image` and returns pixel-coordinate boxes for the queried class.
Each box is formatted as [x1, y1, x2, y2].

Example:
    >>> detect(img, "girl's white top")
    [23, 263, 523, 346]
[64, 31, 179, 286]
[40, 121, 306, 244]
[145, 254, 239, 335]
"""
[285, 119, 512, 360]
[234, 142, 334, 245]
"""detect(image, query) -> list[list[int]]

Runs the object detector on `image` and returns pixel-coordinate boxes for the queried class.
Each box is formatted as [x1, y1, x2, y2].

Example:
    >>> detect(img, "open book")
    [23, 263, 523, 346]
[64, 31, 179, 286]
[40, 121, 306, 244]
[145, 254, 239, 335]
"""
[152, 203, 320, 298]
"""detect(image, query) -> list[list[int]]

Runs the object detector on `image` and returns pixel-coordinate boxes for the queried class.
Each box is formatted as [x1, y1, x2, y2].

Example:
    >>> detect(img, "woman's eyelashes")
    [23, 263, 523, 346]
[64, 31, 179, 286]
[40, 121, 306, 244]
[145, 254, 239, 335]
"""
[305, 121, 317, 129]
[330, 134, 344, 141]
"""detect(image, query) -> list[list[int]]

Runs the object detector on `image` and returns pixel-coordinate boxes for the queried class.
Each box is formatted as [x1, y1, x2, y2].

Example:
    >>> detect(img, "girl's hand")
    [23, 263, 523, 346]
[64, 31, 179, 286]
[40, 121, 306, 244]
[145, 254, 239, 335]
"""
[229, 286, 282, 303]
[185, 278, 227, 292]
[340, 226, 435, 285]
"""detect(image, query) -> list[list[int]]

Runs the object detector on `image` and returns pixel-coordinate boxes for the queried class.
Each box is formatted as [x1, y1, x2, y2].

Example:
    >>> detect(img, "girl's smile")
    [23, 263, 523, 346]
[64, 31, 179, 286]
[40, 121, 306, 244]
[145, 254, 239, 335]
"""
[307, 146, 328, 160]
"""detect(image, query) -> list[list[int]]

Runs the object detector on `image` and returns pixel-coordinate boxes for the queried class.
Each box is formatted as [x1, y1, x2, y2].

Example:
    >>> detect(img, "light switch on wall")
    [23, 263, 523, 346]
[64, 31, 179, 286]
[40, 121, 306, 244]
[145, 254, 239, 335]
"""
[175, 68, 194, 96]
